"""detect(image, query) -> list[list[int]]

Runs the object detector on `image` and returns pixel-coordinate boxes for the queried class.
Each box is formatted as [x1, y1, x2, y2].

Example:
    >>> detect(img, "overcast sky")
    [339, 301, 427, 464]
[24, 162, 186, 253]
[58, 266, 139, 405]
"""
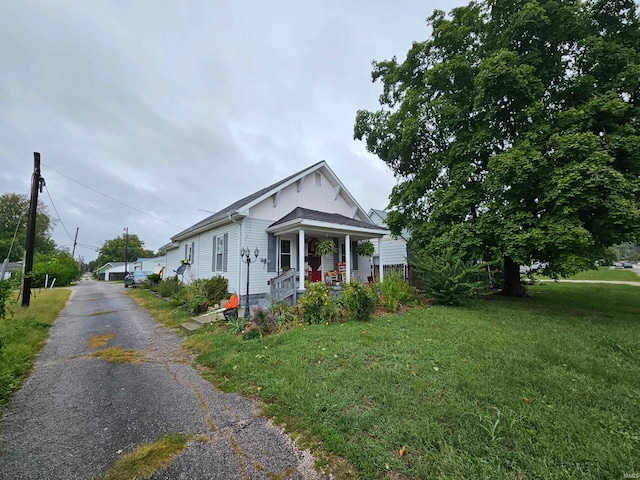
[1, 0, 460, 262]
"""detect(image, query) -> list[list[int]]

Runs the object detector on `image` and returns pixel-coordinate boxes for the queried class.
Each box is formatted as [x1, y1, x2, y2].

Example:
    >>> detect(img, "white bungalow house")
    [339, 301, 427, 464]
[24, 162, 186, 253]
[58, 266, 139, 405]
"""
[161, 161, 389, 304]
[368, 208, 411, 277]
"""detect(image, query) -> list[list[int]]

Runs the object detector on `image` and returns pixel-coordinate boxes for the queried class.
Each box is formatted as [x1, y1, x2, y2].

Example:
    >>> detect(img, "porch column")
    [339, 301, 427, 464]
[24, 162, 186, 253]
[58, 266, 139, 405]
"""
[378, 237, 384, 283]
[298, 229, 305, 291]
[345, 234, 351, 282]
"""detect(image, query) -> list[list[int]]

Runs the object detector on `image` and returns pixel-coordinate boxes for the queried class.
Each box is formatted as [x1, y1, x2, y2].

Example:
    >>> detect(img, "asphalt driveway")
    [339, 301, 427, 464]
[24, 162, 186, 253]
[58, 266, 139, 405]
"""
[0, 279, 322, 479]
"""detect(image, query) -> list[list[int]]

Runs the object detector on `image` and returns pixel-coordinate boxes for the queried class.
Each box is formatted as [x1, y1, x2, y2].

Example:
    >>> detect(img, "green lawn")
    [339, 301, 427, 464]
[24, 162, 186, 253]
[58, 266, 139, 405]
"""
[0, 288, 70, 409]
[535, 266, 640, 282]
[126, 288, 192, 328]
[564, 266, 640, 281]
[136, 284, 640, 479]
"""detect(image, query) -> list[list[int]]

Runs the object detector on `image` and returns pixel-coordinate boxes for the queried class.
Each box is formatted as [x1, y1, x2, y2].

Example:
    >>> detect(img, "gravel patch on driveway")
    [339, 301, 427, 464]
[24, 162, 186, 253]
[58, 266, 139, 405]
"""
[0, 280, 325, 479]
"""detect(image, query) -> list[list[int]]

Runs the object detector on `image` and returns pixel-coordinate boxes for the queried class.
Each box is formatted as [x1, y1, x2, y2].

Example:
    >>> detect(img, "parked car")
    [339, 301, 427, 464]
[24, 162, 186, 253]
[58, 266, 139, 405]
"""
[621, 262, 633, 269]
[124, 270, 153, 288]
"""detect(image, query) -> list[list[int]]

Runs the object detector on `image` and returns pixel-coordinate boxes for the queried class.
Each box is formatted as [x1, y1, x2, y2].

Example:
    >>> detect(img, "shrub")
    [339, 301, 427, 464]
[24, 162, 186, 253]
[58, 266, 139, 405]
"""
[183, 280, 210, 314]
[200, 276, 229, 304]
[31, 251, 81, 287]
[250, 305, 277, 334]
[297, 282, 341, 324]
[412, 248, 486, 305]
[0, 278, 15, 319]
[241, 328, 261, 341]
[147, 273, 161, 285]
[173, 277, 230, 315]
[378, 271, 415, 312]
[155, 277, 183, 298]
[169, 288, 187, 308]
[269, 301, 298, 328]
[226, 315, 246, 335]
[341, 281, 378, 321]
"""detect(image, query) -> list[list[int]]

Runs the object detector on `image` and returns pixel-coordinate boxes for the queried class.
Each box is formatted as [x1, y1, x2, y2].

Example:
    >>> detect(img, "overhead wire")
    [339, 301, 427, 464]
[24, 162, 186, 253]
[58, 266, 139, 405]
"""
[43, 184, 75, 242]
[4, 210, 24, 261]
[41, 162, 184, 229]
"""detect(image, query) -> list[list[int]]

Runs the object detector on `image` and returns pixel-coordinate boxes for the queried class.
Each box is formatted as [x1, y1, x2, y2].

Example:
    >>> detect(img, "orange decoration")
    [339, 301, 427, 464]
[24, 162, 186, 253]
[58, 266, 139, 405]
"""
[224, 294, 239, 309]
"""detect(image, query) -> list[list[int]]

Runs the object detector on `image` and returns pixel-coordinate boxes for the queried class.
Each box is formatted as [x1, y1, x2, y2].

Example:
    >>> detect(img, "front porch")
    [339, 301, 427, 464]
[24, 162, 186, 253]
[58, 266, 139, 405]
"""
[264, 208, 388, 304]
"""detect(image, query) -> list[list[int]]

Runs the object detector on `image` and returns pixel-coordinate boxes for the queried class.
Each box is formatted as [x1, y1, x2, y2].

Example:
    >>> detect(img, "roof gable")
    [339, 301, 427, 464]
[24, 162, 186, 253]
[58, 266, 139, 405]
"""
[172, 161, 370, 240]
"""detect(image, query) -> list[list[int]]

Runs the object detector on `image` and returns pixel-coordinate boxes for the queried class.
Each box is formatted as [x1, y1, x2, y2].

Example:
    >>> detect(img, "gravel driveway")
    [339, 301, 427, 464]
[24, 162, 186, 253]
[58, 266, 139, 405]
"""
[0, 279, 323, 479]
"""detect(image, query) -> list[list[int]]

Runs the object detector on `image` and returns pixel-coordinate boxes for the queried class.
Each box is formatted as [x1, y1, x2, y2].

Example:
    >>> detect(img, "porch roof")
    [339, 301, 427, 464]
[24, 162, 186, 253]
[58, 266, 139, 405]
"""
[267, 207, 389, 238]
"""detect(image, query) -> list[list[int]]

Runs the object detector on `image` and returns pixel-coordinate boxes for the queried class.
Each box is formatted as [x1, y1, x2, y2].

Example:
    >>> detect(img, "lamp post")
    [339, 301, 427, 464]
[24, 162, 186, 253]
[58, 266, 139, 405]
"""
[240, 247, 259, 319]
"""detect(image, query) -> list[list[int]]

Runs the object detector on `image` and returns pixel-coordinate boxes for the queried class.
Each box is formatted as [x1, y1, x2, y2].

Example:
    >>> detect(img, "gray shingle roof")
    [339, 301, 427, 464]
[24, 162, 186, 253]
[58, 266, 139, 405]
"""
[269, 207, 381, 230]
[172, 161, 325, 239]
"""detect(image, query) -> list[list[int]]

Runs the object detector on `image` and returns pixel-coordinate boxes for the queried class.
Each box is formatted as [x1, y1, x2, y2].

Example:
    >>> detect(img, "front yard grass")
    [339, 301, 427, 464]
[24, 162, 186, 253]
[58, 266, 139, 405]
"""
[535, 266, 640, 282]
[0, 288, 70, 409]
[565, 266, 640, 281]
[126, 288, 191, 328]
[138, 283, 640, 479]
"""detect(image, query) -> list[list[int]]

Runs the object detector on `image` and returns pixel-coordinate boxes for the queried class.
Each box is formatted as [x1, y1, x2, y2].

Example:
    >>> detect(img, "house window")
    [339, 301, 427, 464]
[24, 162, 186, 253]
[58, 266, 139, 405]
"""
[185, 242, 194, 263]
[280, 239, 291, 270]
[315, 172, 321, 186]
[215, 236, 225, 271]
[340, 241, 358, 269]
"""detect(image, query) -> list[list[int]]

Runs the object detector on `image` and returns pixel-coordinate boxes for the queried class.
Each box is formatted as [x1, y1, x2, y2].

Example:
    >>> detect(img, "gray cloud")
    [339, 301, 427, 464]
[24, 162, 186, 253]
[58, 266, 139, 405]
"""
[0, 0, 458, 261]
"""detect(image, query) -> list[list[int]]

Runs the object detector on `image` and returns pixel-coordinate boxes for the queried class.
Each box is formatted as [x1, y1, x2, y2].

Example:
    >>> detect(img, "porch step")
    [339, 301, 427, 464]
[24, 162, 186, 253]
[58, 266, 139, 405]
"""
[191, 312, 224, 326]
[180, 311, 226, 334]
[180, 321, 204, 335]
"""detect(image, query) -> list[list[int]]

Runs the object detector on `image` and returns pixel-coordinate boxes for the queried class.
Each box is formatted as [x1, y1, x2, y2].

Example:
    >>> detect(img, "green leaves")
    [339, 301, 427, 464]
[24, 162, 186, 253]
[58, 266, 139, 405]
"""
[412, 248, 487, 305]
[355, 0, 640, 291]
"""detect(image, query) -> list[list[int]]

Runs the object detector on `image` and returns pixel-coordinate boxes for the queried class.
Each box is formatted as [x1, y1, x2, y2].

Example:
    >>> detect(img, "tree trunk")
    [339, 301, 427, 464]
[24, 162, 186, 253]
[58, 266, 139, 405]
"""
[501, 255, 526, 297]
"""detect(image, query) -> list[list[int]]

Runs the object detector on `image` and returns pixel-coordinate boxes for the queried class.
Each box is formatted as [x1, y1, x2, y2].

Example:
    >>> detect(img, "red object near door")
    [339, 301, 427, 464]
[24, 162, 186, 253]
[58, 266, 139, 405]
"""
[310, 271, 322, 282]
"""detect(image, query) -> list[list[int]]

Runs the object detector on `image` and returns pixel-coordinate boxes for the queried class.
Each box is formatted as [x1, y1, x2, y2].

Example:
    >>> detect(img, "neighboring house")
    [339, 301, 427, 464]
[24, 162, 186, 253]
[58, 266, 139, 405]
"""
[158, 242, 182, 280]
[161, 161, 389, 303]
[97, 262, 136, 281]
[0, 261, 22, 281]
[95, 262, 118, 281]
[368, 208, 411, 275]
[135, 257, 166, 276]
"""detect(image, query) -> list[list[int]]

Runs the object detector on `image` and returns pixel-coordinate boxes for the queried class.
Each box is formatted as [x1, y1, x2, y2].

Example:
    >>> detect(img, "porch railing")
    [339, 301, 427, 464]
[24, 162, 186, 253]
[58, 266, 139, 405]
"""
[268, 269, 298, 305]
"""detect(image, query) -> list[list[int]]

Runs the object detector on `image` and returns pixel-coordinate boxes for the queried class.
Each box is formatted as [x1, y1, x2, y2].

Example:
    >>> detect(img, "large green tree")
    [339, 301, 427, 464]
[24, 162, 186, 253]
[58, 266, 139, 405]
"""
[94, 233, 154, 267]
[0, 193, 57, 262]
[354, 0, 640, 296]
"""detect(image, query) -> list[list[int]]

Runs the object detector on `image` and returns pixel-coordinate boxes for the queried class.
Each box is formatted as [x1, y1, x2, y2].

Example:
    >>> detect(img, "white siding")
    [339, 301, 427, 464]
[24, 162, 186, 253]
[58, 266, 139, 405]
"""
[374, 236, 408, 266]
[170, 225, 241, 294]
[249, 171, 355, 220]
[240, 218, 273, 296]
[139, 257, 165, 274]
[352, 255, 373, 282]
[221, 224, 241, 296]
[164, 247, 182, 278]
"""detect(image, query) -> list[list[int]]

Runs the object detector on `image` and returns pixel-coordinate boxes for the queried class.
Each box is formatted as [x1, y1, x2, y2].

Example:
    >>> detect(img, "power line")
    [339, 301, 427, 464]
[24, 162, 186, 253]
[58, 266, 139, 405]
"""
[43, 184, 75, 242]
[41, 163, 184, 229]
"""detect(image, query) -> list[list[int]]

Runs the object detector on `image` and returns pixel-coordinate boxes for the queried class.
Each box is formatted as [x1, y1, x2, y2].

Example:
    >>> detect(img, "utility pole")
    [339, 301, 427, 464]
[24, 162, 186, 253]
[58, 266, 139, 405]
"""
[22, 152, 45, 307]
[124, 227, 128, 276]
[71, 227, 79, 259]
